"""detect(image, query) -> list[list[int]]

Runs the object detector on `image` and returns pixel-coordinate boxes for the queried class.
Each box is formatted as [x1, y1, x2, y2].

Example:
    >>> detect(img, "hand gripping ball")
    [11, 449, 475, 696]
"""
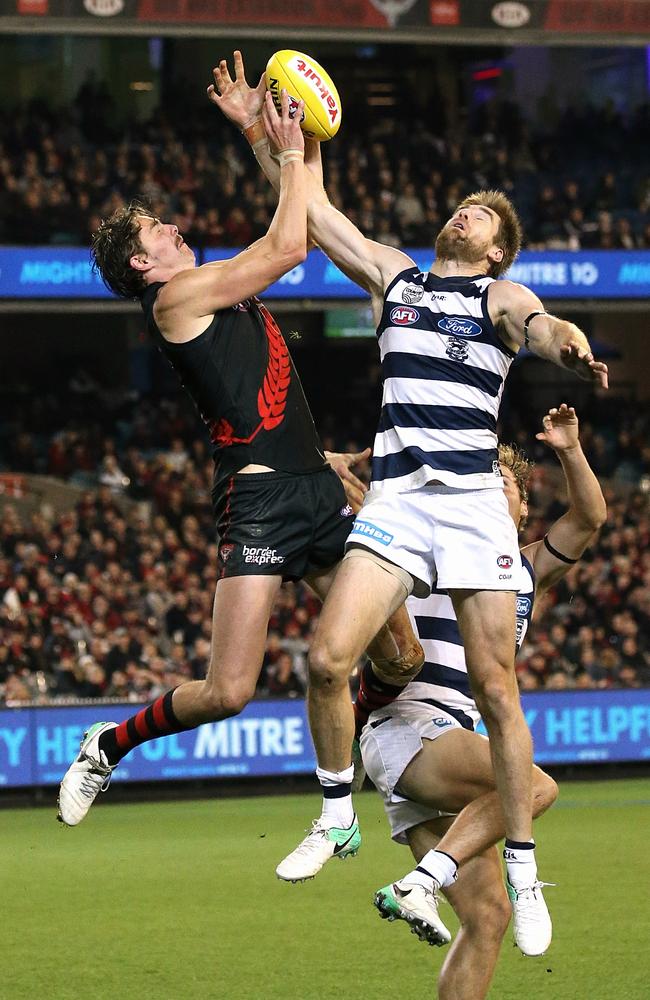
[265, 49, 342, 141]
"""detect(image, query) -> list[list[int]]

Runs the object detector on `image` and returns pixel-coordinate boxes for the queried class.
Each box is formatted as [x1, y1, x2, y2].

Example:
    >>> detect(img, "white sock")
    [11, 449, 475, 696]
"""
[504, 839, 538, 889]
[400, 849, 458, 892]
[317, 765, 355, 829]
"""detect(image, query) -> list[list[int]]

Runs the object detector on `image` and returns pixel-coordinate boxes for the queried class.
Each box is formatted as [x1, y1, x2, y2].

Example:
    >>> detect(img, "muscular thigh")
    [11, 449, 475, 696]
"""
[397, 728, 497, 813]
[312, 552, 409, 664]
[450, 589, 517, 678]
[206, 574, 282, 693]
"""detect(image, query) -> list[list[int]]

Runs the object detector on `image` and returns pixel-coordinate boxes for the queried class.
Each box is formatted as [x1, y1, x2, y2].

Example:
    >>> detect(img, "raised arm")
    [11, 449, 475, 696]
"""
[521, 404, 607, 596]
[490, 280, 609, 388]
[155, 89, 306, 340]
[208, 51, 412, 316]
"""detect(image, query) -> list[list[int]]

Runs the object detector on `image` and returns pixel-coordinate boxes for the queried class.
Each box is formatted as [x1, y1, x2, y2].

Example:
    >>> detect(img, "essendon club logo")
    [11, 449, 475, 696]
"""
[497, 554, 513, 569]
[220, 544, 235, 563]
[390, 306, 419, 326]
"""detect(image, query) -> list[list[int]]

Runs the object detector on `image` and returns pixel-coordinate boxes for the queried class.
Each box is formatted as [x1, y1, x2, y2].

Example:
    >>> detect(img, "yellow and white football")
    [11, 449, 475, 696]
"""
[265, 49, 342, 142]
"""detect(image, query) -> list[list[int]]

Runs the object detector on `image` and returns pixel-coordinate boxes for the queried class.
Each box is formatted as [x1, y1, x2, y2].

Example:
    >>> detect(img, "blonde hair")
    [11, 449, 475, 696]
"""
[498, 443, 533, 504]
[456, 190, 522, 276]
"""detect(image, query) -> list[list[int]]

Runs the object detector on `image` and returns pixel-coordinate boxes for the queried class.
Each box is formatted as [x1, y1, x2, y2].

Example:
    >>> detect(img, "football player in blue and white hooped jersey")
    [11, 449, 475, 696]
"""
[220, 62, 609, 902]
[355, 406, 606, 986]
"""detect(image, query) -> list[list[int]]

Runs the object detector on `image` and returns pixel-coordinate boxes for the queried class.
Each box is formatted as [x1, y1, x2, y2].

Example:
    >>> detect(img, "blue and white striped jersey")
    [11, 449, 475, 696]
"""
[398, 554, 536, 729]
[370, 266, 516, 493]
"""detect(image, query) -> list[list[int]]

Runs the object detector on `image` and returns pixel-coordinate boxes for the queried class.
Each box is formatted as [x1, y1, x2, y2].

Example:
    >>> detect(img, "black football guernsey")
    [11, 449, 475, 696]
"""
[141, 282, 326, 495]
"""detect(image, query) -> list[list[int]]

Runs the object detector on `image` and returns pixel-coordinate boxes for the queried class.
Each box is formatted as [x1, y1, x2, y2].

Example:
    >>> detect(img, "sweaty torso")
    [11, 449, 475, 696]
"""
[142, 284, 325, 495]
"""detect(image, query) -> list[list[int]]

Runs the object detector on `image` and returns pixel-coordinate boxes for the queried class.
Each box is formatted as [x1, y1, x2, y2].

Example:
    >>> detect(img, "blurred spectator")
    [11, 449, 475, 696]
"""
[0, 383, 649, 705]
[1, 86, 649, 251]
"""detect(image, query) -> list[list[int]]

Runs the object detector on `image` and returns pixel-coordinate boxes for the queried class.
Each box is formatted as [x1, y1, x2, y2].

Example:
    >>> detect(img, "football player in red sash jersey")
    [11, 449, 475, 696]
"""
[58, 82, 422, 844]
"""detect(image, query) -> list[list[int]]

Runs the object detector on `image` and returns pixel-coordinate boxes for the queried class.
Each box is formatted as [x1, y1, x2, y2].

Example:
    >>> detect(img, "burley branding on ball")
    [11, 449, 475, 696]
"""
[265, 50, 342, 141]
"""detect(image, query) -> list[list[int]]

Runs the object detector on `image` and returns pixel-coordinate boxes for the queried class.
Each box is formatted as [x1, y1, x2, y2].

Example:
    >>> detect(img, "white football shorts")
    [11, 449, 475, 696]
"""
[360, 699, 471, 845]
[346, 483, 521, 597]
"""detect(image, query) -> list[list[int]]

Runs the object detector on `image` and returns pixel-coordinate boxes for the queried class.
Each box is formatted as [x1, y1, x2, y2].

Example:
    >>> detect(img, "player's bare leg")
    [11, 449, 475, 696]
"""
[450, 589, 533, 841]
[276, 552, 408, 881]
[308, 554, 409, 772]
[375, 728, 556, 955]
[170, 574, 283, 722]
[58, 575, 282, 826]
[407, 819, 511, 1000]
[451, 586, 548, 920]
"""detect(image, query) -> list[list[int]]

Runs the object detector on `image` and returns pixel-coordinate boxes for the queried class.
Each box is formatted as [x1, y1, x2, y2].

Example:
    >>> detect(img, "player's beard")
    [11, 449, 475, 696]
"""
[434, 226, 491, 267]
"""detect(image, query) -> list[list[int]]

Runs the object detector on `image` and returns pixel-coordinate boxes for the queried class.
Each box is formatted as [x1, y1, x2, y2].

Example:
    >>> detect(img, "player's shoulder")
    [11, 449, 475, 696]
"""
[487, 278, 536, 307]
[488, 278, 524, 299]
[382, 255, 422, 297]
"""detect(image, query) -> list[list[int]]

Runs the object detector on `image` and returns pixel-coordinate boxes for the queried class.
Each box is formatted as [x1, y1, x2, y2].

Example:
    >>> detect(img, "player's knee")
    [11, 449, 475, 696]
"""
[201, 683, 254, 719]
[308, 638, 351, 690]
[472, 673, 517, 723]
[533, 771, 559, 816]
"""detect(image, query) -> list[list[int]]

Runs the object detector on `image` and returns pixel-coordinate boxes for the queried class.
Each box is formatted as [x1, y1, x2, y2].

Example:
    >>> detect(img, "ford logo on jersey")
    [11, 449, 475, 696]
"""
[517, 596, 532, 616]
[390, 306, 419, 325]
[437, 316, 482, 338]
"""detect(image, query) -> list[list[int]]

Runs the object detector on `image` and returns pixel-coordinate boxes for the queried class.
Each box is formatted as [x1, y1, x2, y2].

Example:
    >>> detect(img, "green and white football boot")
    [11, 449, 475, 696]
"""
[57, 721, 118, 827]
[276, 816, 361, 882]
[374, 880, 451, 946]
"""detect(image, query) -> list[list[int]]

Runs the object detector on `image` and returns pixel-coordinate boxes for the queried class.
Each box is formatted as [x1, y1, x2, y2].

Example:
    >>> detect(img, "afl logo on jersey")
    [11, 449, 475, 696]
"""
[438, 316, 482, 338]
[390, 306, 419, 326]
[516, 596, 532, 616]
[497, 554, 514, 569]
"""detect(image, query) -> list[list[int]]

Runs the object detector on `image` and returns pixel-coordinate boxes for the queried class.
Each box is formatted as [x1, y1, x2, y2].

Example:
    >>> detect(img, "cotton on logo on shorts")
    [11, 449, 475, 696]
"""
[350, 520, 394, 545]
[497, 555, 513, 569]
[242, 545, 284, 565]
[432, 717, 453, 728]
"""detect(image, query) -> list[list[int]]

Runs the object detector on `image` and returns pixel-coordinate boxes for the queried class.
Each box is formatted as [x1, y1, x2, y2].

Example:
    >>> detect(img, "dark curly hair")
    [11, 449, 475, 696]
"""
[456, 189, 523, 277]
[91, 199, 154, 300]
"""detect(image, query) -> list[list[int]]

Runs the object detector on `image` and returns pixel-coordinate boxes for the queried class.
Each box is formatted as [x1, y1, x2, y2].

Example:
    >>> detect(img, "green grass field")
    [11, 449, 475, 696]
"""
[4, 778, 649, 1000]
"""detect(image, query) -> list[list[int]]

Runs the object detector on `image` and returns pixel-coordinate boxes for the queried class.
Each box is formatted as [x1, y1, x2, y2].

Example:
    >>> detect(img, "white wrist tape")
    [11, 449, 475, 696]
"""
[277, 148, 304, 167]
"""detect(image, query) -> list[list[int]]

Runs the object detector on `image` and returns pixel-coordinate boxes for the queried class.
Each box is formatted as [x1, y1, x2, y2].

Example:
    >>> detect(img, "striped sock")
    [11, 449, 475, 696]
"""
[99, 690, 189, 765]
[353, 661, 405, 739]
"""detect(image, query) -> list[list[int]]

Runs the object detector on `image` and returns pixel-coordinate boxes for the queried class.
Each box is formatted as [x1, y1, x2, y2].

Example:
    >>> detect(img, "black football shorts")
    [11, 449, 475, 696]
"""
[213, 465, 355, 581]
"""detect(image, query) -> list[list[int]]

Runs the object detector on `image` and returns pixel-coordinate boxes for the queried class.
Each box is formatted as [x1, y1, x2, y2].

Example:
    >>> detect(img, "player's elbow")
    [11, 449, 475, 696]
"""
[573, 505, 607, 534]
[270, 228, 307, 265]
[587, 501, 607, 531]
[274, 243, 307, 277]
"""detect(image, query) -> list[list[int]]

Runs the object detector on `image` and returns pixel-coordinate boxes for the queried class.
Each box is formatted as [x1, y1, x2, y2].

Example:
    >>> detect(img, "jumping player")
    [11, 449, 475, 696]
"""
[355, 406, 605, 987]
[57, 88, 420, 835]
[212, 52, 608, 924]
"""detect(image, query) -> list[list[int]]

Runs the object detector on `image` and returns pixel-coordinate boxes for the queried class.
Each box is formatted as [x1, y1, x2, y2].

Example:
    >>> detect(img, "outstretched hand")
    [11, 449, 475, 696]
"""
[559, 342, 608, 388]
[262, 89, 305, 155]
[535, 403, 580, 452]
[207, 49, 265, 128]
[324, 447, 371, 513]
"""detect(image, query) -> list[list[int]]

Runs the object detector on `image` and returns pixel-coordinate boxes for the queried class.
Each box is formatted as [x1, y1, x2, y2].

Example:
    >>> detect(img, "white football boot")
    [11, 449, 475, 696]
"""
[57, 722, 118, 827]
[374, 879, 451, 946]
[507, 878, 554, 956]
[276, 816, 361, 882]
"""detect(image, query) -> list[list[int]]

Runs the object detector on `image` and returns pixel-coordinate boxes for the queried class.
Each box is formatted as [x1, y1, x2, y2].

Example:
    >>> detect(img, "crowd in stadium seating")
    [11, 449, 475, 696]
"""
[1, 383, 649, 706]
[1, 81, 649, 251]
